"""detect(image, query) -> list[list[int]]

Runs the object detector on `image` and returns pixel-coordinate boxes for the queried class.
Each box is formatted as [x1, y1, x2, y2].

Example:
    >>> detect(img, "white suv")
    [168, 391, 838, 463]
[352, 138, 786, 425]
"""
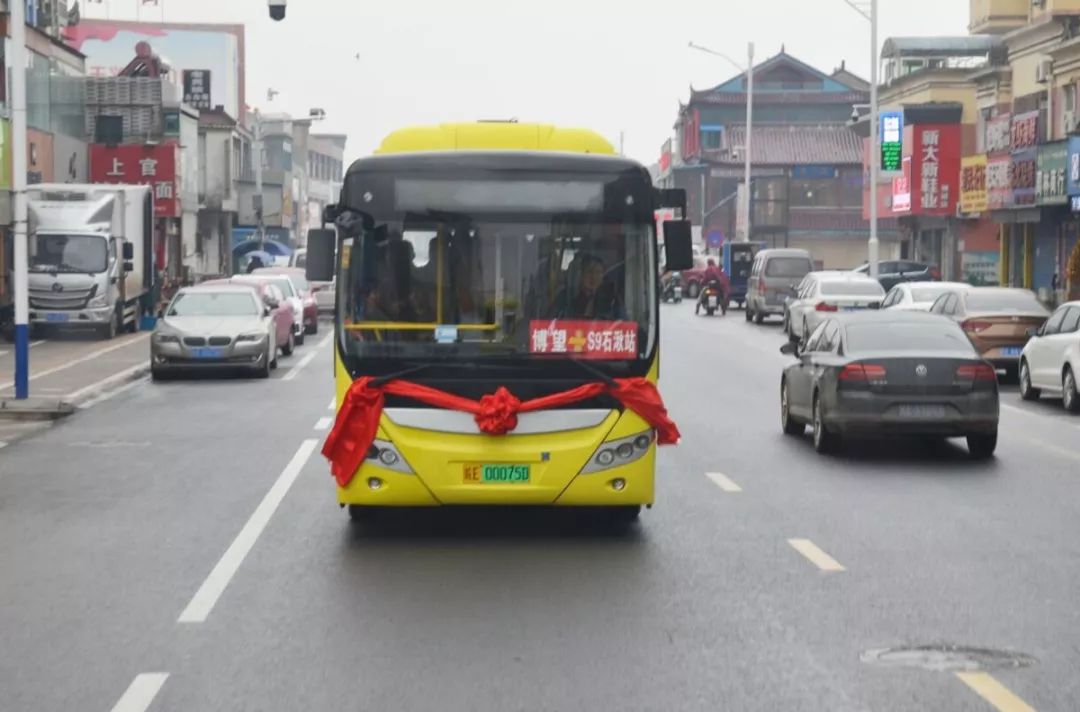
[1019, 300, 1080, 412]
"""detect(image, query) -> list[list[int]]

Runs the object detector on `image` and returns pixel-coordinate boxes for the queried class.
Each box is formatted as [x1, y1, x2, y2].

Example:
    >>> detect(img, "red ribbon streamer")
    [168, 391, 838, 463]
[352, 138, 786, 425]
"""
[322, 377, 680, 487]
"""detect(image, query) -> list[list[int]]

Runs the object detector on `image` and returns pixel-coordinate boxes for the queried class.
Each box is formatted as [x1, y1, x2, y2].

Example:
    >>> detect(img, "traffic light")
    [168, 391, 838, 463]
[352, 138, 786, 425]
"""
[268, 0, 286, 21]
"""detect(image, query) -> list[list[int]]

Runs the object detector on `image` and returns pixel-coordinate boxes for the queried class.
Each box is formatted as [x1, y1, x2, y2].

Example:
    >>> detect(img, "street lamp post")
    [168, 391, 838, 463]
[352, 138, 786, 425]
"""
[688, 41, 754, 242]
[12, 0, 30, 399]
[843, 0, 880, 280]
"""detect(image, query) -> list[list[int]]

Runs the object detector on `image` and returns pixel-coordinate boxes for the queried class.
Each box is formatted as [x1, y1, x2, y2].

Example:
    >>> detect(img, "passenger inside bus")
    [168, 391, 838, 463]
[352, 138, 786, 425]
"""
[553, 254, 624, 320]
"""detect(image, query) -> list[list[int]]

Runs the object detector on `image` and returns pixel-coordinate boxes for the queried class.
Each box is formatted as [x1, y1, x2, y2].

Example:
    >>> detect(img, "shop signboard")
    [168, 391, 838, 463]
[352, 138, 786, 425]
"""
[987, 154, 1012, 210]
[1066, 136, 1080, 203]
[1011, 147, 1037, 207]
[960, 155, 987, 214]
[985, 113, 1012, 154]
[1036, 141, 1067, 206]
[89, 143, 180, 218]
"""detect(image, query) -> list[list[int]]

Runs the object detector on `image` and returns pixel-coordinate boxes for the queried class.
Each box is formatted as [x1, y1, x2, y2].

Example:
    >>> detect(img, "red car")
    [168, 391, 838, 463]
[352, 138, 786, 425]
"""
[254, 266, 319, 335]
[201, 278, 296, 356]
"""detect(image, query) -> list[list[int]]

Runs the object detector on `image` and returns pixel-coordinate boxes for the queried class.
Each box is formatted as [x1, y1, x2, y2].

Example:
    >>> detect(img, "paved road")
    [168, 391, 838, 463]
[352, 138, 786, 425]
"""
[1, 308, 1078, 711]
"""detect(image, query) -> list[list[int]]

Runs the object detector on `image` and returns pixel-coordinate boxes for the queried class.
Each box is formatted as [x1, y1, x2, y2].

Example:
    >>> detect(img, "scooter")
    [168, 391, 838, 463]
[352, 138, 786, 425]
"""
[662, 272, 683, 303]
[695, 279, 728, 316]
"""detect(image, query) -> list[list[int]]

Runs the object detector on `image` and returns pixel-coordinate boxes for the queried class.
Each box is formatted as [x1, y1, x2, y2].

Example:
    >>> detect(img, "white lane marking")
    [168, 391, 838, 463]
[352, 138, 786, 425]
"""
[281, 350, 317, 381]
[318, 332, 333, 348]
[178, 439, 319, 623]
[30, 340, 46, 348]
[327, 397, 336, 410]
[0, 350, 7, 357]
[0, 442, 7, 449]
[1002, 402, 1080, 427]
[314, 416, 333, 431]
[787, 538, 846, 572]
[79, 375, 149, 410]
[0, 334, 148, 391]
[109, 672, 169, 712]
[706, 472, 742, 492]
[69, 363, 149, 405]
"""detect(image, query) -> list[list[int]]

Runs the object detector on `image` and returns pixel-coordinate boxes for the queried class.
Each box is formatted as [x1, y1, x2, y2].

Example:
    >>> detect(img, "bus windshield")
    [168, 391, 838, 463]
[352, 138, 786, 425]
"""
[339, 214, 656, 366]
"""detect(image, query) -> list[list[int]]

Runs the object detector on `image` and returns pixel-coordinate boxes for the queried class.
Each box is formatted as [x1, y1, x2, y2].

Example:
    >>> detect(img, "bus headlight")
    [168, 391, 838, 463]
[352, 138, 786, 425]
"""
[364, 439, 413, 474]
[581, 430, 653, 474]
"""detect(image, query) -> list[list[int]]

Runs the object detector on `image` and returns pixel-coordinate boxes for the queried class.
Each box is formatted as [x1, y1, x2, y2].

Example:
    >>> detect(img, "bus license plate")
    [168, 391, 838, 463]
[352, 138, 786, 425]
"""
[463, 463, 530, 484]
[898, 404, 946, 419]
[191, 347, 224, 359]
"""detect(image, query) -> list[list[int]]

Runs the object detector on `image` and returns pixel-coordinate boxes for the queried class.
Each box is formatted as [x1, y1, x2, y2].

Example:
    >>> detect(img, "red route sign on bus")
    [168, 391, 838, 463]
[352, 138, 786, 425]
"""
[529, 320, 638, 359]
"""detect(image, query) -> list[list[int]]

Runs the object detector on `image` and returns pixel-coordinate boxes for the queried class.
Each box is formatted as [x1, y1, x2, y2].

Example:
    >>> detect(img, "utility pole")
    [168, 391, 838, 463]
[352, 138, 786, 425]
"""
[868, 0, 880, 280]
[253, 110, 265, 252]
[12, 0, 30, 399]
[743, 41, 754, 243]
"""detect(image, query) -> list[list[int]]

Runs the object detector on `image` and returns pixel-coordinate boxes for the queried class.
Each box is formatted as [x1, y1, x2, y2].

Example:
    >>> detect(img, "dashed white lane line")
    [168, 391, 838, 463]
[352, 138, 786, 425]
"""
[705, 472, 742, 492]
[318, 331, 333, 348]
[281, 350, 317, 381]
[328, 397, 336, 410]
[1002, 402, 1080, 427]
[955, 671, 1037, 712]
[787, 538, 846, 572]
[314, 416, 333, 431]
[109, 673, 169, 712]
[178, 439, 319, 623]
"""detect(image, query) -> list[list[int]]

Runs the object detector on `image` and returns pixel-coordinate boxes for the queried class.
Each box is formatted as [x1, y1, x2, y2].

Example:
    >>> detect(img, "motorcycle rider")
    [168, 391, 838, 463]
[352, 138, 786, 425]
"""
[695, 258, 730, 315]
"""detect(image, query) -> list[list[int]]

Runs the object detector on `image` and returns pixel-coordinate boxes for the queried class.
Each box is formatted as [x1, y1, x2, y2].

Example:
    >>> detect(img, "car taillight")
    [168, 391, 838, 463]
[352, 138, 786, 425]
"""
[962, 320, 993, 333]
[955, 363, 996, 382]
[838, 363, 887, 382]
[815, 302, 838, 312]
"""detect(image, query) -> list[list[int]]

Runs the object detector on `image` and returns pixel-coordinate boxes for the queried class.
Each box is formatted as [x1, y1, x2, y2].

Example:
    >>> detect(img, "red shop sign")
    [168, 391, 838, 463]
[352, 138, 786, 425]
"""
[89, 143, 180, 218]
[529, 320, 639, 359]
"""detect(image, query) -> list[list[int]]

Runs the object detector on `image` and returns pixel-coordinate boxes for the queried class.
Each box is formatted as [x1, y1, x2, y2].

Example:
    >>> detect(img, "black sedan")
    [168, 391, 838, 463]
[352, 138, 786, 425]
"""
[779, 311, 999, 458]
[853, 260, 941, 291]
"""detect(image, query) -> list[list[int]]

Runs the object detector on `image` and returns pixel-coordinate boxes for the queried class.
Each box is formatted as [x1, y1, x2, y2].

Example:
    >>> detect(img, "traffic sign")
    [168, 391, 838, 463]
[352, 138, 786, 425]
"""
[880, 111, 903, 176]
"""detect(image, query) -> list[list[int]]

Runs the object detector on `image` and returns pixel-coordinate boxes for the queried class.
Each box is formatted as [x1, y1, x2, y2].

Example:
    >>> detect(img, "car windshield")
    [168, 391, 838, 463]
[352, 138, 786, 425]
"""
[820, 280, 885, 296]
[911, 285, 956, 302]
[845, 322, 976, 353]
[341, 216, 654, 364]
[765, 257, 812, 278]
[965, 291, 1045, 312]
[30, 234, 108, 274]
[167, 291, 259, 317]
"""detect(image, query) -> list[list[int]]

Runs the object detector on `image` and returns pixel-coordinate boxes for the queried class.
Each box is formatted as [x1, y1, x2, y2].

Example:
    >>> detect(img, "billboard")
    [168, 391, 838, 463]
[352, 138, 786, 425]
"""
[960, 155, 987, 215]
[89, 143, 180, 218]
[64, 20, 245, 121]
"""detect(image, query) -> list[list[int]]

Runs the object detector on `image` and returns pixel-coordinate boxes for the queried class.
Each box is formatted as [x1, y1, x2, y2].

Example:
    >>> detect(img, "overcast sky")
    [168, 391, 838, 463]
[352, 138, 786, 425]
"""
[88, 0, 969, 164]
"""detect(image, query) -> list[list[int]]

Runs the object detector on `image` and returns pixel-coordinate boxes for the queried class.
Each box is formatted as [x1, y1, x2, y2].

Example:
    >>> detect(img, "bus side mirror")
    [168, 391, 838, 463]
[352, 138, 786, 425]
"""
[662, 220, 694, 271]
[306, 229, 336, 282]
[122, 242, 134, 260]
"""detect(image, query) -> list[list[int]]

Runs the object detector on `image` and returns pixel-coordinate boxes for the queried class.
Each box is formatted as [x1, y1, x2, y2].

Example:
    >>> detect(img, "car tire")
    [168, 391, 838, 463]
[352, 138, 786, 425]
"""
[282, 331, 295, 356]
[305, 322, 318, 335]
[1019, 360, 1040, 401]
[706, 307, 715, 316]
[100, 310, 118, 340]
[754, 308, 765, 325]
[967, 431, 997, 459]
[745, 306, 753, 322]
[270, 344, 279, 370]
[150, 367, 168, 382]
[782, 314, 789, 334]
[812, 395, 840, 455]
[296, 330, 306, 346]
[781, 380, 804, 436]
[1063, 367, 1080, 413]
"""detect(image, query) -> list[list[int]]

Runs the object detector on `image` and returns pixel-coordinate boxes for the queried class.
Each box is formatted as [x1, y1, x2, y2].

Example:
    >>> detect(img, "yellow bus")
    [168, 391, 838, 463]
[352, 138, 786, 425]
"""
[306, 122, 692, 523]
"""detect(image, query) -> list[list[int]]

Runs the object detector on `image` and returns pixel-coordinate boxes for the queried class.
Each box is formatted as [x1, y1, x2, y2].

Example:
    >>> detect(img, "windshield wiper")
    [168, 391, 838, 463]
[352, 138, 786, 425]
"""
[563, 357, 617, 387]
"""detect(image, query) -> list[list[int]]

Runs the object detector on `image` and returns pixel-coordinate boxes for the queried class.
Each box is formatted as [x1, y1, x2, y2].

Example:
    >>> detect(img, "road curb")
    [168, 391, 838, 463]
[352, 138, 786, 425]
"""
[72, 364, 152, 409]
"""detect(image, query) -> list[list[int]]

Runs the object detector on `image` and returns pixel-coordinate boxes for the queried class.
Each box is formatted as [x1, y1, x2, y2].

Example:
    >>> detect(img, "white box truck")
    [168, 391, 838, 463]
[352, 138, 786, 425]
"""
[26, 184, 154, 339]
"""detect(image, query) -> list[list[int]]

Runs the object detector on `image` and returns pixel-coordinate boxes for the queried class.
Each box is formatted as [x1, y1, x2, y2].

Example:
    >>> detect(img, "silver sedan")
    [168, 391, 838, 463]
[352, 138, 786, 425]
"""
[150, 285, 279, 380]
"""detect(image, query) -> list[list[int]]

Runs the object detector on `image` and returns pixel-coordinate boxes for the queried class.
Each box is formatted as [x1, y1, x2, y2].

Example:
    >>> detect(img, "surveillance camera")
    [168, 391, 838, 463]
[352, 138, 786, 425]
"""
[268, 0, 286, 21]
[851, 107, 861, 122]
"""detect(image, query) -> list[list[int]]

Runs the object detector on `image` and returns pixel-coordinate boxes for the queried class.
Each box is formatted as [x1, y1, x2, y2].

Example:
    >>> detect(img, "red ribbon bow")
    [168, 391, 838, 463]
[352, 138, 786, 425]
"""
[322, 377, 680, 487]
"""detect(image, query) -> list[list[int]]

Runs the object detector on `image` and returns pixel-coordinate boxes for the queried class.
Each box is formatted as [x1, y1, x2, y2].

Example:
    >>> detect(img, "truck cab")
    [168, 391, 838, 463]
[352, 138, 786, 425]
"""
[25, 185, 153, 338]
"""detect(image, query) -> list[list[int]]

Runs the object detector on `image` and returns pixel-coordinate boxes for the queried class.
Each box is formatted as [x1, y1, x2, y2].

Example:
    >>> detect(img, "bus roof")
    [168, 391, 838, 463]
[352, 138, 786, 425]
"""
[374, 122, 617, 155]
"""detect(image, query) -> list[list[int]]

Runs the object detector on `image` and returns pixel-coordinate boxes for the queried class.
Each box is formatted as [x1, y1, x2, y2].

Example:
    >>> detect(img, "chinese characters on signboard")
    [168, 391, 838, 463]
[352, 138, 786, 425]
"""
[529, 321, 638, 360]
[892, 157, 912, 212]
[182, 70, 212, 111]
[960, 155, 987, 215]
[920, 129, 943, 210]
[1036, 142, 1067, 206]
[880, 111, 903, 173]
[985, 114, 1012, 154]
[1010, 111, 1039, 151]
[89, 143, 180, 217]
[986, 155, 1012, 210]
[1010, 148, 1037, 206]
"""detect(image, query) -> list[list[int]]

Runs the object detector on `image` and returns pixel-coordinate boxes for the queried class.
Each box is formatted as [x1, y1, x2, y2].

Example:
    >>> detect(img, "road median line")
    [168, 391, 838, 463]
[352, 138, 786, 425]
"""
[787, 538, 846, 572]
[177, 438, 319, 623]
[109, 672, 169, 712]
[955, 671, 1037, 712]
[706, 472, 742, 492]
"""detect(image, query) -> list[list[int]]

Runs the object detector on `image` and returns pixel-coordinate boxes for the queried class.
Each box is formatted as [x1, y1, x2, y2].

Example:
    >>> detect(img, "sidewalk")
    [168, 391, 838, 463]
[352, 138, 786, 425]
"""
[0, 332, 150, 446]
